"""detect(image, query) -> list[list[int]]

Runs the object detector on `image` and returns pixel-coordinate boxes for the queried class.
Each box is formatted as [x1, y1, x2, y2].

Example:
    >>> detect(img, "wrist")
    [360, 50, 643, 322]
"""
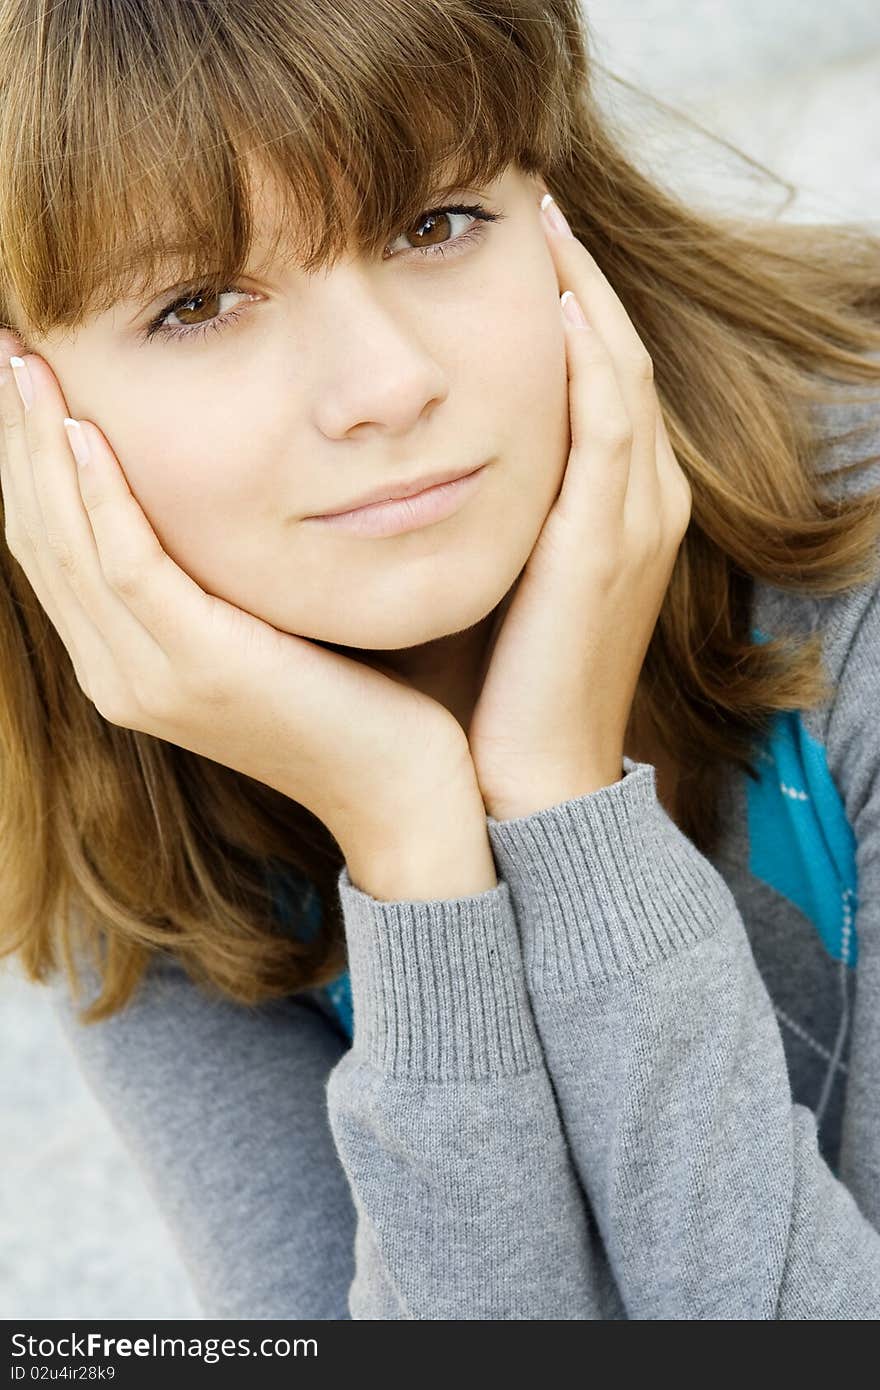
[342, 773, 498, 902]
[347, 827, 497, 901]
[485, 756, 625, 822]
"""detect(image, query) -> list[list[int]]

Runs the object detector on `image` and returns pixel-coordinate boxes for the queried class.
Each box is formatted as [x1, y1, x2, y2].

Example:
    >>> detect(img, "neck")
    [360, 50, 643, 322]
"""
[364, 608, 499, 736]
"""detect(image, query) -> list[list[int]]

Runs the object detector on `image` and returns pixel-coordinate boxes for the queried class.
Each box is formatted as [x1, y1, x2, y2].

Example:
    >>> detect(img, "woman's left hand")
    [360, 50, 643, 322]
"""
[467, 199, 692, 822]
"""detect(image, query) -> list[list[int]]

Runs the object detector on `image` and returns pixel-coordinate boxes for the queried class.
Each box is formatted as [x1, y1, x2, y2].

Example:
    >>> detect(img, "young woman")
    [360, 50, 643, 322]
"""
[2, 0, 880, 1320]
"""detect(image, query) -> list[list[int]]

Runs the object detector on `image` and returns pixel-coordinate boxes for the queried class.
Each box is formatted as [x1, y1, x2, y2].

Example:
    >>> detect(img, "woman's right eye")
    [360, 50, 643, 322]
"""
[143, 286, 256, 344]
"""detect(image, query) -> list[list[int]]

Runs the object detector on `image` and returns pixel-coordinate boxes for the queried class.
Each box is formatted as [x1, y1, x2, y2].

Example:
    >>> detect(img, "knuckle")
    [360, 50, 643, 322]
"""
[630, 348, 654, 382]
[102, 556, 142, 599]
[17, 515, 39, 553]
[94, 683, 159, 734]
[1, 407, 23, 439]
[133, 651, 201, 725]
[594, 412, 633, 451]
[586, 541, 620, 590]
[45, 531, 77, 576]
[131, 671, 177, 723]
[92, 685, 132, 728]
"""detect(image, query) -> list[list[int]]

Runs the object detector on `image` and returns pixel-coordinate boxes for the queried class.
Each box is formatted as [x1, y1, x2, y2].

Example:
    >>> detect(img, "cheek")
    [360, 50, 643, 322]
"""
[96, 393, 279, 582]
[482, 288, 571, 492]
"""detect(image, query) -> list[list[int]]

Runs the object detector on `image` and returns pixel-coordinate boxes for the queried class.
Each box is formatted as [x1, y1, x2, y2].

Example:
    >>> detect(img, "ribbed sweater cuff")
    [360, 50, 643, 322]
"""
[486, 757, 732, 993]
[336, 864, 544, 1081]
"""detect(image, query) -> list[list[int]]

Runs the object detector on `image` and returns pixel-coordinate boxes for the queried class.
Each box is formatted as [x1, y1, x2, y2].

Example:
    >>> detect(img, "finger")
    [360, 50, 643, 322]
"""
[0, 357, 124, 692]
[6, 519, 102, 701]
[1, 355, 77, 640]
[11, 355, 108, 580]
[1, 356, 49, 559]
[540, 199, 661, 512]
[0, 338, 126, 698]
[19, 354, 217, 666]
[553, 298, 633, 532]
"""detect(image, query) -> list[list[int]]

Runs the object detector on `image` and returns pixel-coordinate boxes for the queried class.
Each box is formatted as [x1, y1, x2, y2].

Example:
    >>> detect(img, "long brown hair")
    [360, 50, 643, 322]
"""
[2, 0, 880, 1024]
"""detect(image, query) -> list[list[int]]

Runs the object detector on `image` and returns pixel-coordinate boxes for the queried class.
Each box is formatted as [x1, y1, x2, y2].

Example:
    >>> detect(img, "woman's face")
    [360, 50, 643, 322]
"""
[14, 161, 571, 651]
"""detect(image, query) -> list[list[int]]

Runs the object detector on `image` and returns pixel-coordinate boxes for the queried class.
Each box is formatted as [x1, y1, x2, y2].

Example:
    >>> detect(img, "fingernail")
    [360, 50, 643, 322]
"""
[561, 290, 588, 327]
[9, 355, 33, 412]
[63, 417, 91, 469]
[540, 193, 573, 238]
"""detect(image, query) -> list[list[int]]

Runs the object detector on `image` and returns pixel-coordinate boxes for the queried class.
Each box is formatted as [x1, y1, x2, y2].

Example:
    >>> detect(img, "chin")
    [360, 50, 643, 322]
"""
[306, 595, 500, 652]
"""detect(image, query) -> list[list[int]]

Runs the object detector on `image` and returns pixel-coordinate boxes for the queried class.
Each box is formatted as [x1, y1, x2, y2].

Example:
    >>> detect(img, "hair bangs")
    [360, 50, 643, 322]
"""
[0, 0, 573, 341]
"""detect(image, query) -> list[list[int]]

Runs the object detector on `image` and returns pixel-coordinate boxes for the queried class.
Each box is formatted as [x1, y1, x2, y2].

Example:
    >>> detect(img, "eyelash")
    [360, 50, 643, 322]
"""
[143, 201, 504, 344]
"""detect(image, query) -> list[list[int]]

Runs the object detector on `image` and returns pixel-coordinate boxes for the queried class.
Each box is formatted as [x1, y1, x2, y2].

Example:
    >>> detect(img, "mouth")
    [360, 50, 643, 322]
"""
[301, 462, 490, 539]
[305, 462, 487, 519]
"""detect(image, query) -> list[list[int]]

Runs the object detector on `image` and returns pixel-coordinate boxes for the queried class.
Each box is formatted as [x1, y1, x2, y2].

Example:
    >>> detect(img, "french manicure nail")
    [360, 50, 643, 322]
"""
[64, 418, 91, 470]
[9, 356, 34, 412]
[540, 193, 573, 238]
[561, 290, 589, 327]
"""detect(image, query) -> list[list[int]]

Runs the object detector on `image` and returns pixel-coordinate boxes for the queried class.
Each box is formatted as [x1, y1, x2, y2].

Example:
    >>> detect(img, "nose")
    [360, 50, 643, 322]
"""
[310, 269, 449, 440]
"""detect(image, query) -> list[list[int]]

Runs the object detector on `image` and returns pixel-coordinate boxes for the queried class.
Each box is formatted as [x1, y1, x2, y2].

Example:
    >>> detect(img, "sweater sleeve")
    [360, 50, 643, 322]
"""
[325, 866, 626, 1319]
[484, 587, 880, 1319]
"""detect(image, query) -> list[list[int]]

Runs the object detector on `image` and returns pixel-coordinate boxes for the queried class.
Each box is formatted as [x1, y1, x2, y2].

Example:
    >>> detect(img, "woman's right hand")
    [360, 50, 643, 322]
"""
[0, 341, 479, 863]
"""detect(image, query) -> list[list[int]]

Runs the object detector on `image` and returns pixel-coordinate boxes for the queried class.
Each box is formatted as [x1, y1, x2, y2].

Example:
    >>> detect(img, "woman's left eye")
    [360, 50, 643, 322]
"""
[143, 201, 504, 345]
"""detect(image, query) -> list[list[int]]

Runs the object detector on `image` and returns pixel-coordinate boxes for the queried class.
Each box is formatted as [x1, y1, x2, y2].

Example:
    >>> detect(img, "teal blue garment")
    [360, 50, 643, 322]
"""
[320, 970, 354, 1040]
[266, 860, 354, 1042]
[748, 626, 859, 967]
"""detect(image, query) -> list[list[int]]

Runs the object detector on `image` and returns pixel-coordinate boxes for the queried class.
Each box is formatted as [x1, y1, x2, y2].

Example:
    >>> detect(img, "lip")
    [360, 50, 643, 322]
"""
[302, 462, 489, 538]
[305, 462, 487, 518]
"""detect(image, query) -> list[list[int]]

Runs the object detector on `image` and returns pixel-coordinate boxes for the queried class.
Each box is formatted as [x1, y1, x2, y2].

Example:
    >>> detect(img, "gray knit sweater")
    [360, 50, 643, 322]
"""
[48, 376, 880, 1319]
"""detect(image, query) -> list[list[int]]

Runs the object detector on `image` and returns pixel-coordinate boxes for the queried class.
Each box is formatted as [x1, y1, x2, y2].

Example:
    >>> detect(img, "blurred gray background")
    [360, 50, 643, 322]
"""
[3, 0, 879, 1320]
